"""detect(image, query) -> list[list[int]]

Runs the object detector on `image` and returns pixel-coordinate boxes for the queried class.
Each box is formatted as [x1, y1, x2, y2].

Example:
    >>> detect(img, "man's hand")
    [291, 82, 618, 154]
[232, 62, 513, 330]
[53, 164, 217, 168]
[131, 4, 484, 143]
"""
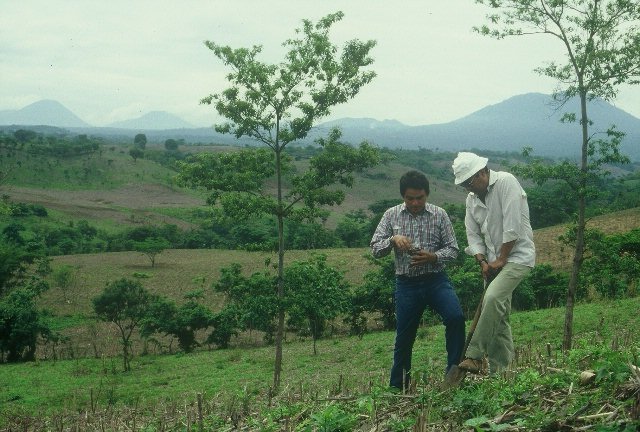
[391, 235, 413, 251]
[481, 257, 506, 280]
[410, 250, 437, 266]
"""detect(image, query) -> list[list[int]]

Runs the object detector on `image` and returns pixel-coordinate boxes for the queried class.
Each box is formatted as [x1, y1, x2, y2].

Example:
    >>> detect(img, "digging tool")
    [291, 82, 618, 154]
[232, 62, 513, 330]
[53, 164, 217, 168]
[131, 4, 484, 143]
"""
[443, 279, 488, 389]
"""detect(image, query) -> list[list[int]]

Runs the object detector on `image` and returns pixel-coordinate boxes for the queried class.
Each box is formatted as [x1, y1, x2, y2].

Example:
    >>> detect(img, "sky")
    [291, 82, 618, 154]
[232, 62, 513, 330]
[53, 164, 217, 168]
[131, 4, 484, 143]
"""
[1, 0, 639, 128]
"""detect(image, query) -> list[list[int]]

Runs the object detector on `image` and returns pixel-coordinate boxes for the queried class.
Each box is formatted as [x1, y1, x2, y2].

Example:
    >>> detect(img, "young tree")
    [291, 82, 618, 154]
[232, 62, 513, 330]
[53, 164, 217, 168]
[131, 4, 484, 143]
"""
[141, 293, 214, 353]
[129, 147, 144, 163]
[164, 139, 179, 151]
[134, 237, 171, 268]
[52, 264, 75, 303]
[348, 255, 397, 333]
[179, 11, 379, 388]
[213, 263, 279, 342]
[284, 254, 350, 355]
[133, 133, 147, 149]
[93, 278, 151, 371]
[475, 0, 640, 350]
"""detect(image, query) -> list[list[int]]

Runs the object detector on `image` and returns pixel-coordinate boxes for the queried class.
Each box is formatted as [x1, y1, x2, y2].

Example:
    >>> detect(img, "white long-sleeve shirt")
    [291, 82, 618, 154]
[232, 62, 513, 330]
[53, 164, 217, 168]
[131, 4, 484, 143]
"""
[464, 170, 535, 267]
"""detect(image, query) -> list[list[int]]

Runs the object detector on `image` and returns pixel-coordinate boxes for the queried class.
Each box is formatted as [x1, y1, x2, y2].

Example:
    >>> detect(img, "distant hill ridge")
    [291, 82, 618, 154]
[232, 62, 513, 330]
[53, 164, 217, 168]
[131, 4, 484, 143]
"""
[0, 100, 90, 128]
[107, 111, 194, 130]
[1, 93, 639, 160]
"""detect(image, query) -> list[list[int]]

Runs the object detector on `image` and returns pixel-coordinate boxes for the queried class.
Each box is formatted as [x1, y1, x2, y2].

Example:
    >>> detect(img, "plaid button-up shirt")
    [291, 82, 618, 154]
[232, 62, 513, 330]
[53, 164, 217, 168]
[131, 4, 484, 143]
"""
[370, 202, 459, 276]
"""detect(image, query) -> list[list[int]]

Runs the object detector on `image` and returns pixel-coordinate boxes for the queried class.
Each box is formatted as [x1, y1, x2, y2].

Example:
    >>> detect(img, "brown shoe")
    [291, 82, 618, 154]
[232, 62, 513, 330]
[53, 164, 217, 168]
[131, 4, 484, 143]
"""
[459, 358, 483, 374]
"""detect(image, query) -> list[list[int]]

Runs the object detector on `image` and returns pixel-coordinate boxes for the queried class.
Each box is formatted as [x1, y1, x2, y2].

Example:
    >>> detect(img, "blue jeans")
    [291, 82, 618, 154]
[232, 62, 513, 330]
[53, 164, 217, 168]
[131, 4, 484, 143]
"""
[390, 272, 465, 390]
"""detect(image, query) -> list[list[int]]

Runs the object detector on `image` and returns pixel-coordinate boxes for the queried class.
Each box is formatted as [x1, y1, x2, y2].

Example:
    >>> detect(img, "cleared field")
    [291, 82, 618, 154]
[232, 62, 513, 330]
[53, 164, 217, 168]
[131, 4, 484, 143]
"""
[43, 206, 640, 317]
[533, 206, 640, 271]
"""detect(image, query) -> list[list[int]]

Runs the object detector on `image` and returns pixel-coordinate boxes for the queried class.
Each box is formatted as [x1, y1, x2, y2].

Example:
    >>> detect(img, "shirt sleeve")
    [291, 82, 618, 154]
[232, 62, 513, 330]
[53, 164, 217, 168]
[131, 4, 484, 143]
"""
[434, 209, 459, 263]
[370, 209, 394, 258]
[464, 195, 486, 257]
[498, 174, 525, 243]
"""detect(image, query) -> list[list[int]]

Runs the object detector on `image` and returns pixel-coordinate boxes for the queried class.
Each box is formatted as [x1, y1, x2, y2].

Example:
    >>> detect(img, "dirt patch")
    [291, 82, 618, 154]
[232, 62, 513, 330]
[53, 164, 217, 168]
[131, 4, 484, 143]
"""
[4, 184, 206, 229]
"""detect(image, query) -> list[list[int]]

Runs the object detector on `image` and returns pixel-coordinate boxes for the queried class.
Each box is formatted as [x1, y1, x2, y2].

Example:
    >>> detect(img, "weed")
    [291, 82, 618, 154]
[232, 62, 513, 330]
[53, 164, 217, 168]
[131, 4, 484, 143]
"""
[307, 404, 357, 432]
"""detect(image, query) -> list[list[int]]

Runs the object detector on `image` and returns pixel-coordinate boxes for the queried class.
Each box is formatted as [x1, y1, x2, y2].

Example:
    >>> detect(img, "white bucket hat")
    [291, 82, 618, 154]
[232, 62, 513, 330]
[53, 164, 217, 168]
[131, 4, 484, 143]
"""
[452, 152, 489, 185]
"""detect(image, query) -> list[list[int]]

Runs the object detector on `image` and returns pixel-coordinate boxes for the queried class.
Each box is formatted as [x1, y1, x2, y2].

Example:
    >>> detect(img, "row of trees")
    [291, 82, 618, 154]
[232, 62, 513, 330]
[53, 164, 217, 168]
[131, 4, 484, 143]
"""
[0, 130, 101, 158]
[91, 254, 351, 371]
[2, 222, 636, 365]
[89, 223, 639, 372]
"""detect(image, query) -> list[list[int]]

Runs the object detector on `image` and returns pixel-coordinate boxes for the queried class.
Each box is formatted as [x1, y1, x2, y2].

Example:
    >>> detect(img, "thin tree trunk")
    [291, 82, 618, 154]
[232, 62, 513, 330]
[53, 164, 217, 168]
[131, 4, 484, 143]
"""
[563, 91, 589, 351]
[273, 136, 285, 390]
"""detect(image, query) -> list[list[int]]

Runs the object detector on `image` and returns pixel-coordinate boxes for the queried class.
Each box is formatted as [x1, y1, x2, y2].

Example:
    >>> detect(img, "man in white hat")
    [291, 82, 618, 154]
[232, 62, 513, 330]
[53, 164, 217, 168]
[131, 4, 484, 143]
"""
[451, 152, 535, 375]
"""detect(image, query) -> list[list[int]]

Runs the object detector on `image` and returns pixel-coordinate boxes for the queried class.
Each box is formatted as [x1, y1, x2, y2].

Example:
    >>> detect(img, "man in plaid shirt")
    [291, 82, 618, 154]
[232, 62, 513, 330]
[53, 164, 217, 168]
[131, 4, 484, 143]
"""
[371, 170, 465, 391]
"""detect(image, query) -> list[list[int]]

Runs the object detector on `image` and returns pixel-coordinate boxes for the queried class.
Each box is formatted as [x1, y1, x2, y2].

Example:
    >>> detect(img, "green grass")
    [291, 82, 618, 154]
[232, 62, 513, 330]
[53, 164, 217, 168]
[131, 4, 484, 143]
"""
[2, 146, 177, 190]
[2, 297, 638, 430]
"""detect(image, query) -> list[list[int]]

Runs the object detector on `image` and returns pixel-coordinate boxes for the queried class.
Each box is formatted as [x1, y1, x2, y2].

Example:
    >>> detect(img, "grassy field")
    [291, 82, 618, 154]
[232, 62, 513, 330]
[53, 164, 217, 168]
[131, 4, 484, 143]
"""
[1, 298, 638, 430]
[40, 207, 640, 316]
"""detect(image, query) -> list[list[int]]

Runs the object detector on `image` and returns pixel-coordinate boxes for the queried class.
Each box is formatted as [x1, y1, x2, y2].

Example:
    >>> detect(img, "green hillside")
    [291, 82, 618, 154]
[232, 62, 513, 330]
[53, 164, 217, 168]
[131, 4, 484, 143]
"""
[0, 138, 465, 230]
[1, 298, 638, 430]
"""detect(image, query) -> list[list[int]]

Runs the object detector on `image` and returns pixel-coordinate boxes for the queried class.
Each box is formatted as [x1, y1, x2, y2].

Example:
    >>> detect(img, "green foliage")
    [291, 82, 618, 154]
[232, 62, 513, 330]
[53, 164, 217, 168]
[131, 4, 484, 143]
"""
[513, 264, 568, 310]
[284, 254, 350, 352]
[178, 131, 381, 222]
[142, 295, 214, 353]
[448, 257, 486, 317]
[163, 138, 180, 151]
[51, 264, 75, 302]
[133, 237, 171, 267]
[581, 228, 640, 299]
[335, 210, 371, 247]
[93, 278, 152, 371]
[207, 306, 240, 349]
[286, 220, 339, 250]
[7, 202, 48, 218]
[202, 11, 376, 146]
[128, 147, 144, 162]
[0, 243, 52, 363]
[2, 130, 100, 157]
[0, 285, 52, 362]
[348, 255, 396, 333]
[213, 263, 279, 342]
[133, 134, 147, 150]
[212, 256, 353, 349]
[526, 182, 577, 229]
[306, 404, 357, 431]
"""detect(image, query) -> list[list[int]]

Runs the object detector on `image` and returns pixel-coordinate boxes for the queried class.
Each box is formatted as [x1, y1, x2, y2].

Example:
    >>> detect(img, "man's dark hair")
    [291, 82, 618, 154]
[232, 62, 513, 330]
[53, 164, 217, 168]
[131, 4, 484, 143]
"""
[400, 170, 430, 196]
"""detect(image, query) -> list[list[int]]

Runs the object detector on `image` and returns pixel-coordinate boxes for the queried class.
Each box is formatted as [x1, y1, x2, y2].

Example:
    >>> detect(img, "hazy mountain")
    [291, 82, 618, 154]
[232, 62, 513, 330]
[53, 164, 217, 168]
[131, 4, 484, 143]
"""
[106, 111, 194, 130]
[2, 95, 638, 160]
[312, 93, 640, 160]
[0, 100, 90, 128]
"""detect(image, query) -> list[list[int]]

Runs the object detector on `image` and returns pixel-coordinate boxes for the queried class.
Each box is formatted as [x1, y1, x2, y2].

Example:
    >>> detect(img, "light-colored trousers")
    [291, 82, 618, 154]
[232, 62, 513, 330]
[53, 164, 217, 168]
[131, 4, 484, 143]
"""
[466, 262, 532, 374]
